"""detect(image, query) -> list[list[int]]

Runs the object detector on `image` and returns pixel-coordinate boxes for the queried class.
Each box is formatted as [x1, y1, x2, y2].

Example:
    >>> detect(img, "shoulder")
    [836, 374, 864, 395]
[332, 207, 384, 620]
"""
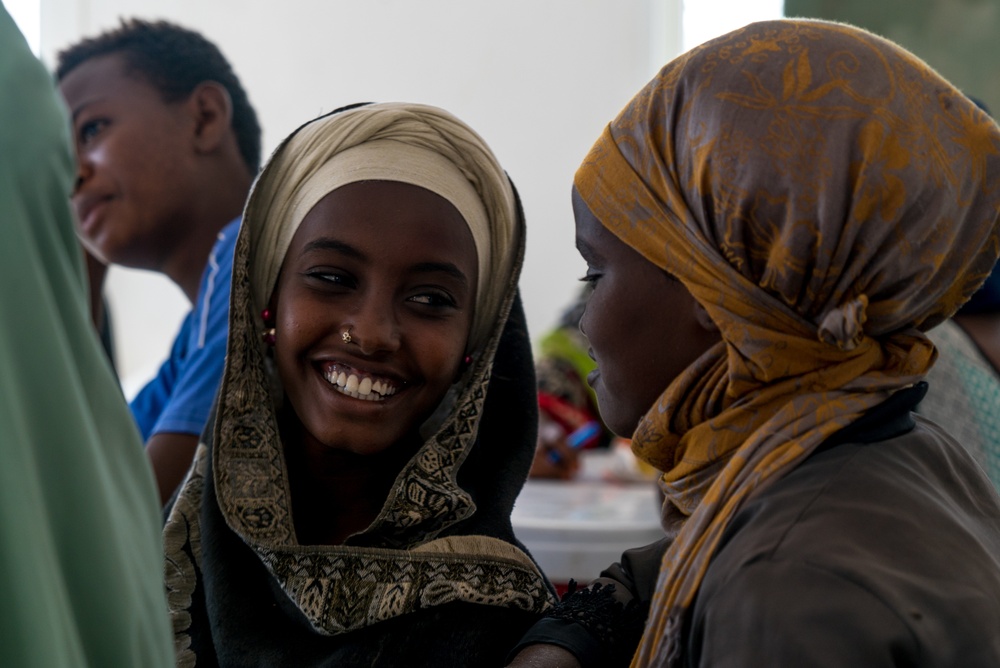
[711, 423, 1000, 575]
[191, 218, 241, 329]
[689, 427, 1000, 666]
[213, 217, 242, 267]
[194, 217, 241, 302]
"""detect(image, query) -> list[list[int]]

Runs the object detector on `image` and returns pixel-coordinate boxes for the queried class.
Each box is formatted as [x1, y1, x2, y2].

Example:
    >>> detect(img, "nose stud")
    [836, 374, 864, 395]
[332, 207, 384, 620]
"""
[342, 327, 352, 344]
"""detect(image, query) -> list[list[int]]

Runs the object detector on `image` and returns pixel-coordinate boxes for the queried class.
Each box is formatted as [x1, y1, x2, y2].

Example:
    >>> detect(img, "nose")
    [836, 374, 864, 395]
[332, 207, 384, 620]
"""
[348, 294, 401, 356]
[73, 152, 93, 195]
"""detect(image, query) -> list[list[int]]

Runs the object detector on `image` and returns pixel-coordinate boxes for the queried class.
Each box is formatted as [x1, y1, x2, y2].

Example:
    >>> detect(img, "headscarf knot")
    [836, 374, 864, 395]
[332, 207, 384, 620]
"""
[817, 295, 869, 351]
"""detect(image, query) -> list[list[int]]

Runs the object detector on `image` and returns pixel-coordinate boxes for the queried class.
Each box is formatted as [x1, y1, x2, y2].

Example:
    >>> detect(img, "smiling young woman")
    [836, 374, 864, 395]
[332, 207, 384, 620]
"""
[162, 103, 554, 666]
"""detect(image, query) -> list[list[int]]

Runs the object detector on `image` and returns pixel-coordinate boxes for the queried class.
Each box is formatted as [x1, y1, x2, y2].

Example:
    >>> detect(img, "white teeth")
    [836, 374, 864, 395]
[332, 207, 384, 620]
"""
[322, 365, 398, 400]
[338, 388, 380, 401]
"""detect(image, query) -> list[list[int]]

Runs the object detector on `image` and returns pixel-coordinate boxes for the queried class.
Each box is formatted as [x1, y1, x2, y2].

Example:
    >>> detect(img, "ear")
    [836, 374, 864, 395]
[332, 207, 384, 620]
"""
[692, 300, 720, 334]
[186, 82, 233, 155]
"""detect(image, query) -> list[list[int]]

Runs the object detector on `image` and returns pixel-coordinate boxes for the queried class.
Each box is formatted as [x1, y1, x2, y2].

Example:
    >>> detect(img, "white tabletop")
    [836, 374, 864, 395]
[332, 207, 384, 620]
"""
[512, 455, 664, 583]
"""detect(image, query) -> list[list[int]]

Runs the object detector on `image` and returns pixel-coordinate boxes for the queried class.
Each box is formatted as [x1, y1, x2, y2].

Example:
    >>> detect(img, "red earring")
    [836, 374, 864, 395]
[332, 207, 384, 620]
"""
[463, 355, 473, 366]
[261, 309, 276, 346]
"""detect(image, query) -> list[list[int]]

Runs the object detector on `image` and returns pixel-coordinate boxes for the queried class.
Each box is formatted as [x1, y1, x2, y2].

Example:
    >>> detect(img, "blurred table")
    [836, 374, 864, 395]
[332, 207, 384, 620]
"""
[512, 452, 664, 587]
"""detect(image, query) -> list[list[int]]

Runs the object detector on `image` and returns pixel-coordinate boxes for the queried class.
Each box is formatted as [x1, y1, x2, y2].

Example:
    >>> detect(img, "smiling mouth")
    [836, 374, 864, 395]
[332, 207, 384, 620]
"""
[321, 363, 400, 401]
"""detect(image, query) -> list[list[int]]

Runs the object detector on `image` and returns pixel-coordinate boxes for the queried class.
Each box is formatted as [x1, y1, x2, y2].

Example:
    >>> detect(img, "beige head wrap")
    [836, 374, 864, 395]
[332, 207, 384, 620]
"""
[244, 102, 518, 351]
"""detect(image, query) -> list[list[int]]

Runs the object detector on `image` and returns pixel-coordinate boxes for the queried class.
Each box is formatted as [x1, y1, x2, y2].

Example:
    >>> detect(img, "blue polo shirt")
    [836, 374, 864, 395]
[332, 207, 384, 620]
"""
[130, 218, 240, 441]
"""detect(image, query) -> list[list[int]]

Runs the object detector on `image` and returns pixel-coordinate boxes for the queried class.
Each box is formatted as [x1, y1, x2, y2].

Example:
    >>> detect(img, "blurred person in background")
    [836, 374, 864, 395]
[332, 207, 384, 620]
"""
[530, 283, 611, 479]
[530, 284, 656, 482]
[56, 19, 261, 504]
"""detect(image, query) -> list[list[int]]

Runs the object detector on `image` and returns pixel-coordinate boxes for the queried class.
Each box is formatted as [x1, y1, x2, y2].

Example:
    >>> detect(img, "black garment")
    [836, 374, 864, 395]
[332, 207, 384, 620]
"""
[179, 441, 541, 667]
[166, 295, 553, 667]
[516, 384, 1000, 666]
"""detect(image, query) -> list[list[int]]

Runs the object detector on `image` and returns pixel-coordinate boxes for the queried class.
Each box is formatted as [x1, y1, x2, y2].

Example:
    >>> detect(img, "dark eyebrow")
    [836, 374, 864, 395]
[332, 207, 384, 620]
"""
[301, 237, 365, 260]
[300, 239, 468, 285]
[410, 261, 469, 286]
[70, 98, 102, 123]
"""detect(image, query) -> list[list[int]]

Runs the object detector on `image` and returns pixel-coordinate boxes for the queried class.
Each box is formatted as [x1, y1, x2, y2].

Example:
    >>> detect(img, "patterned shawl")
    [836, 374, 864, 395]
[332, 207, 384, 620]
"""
[574, 19, 1000, 666]
[164, 104, 553, 666]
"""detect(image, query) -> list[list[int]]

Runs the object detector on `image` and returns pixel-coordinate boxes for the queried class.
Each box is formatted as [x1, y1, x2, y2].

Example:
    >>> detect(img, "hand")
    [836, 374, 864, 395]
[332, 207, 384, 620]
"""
[506, 644, 583, 668]
[529, 415, 581, 480]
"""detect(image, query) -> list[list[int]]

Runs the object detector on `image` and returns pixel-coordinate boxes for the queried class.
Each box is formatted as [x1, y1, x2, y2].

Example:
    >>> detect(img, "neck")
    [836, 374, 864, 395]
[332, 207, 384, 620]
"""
[281, 415, 419, 546]
[163, 168, 251, 303]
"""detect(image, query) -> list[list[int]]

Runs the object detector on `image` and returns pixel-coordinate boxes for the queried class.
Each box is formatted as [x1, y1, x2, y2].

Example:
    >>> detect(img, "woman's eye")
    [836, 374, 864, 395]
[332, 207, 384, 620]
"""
[306, 270, 354, 288]
[578, 271, 602, 284]
[79, 119, 108, 145]
[408, 292, 457, 308]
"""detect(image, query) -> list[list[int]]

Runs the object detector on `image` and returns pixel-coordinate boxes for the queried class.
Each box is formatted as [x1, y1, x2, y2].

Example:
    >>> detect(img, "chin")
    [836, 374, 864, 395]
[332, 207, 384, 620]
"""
[602, 405, 643, 440]
[319, 426, 414, 458]
[319, 436, 393, 457]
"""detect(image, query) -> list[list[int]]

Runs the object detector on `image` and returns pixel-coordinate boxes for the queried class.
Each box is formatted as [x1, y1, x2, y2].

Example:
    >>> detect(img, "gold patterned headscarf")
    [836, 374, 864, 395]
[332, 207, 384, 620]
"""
[574, 19, 1000, 666]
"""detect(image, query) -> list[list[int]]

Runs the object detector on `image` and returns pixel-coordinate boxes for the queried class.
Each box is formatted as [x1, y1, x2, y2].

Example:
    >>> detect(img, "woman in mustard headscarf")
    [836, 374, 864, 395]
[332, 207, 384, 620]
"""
[509, 19, 1000, 668]
[164, 102, 555, 666]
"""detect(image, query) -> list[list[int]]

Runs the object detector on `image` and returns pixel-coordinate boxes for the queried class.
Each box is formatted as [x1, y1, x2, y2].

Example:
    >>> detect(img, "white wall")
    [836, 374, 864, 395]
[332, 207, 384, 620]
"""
[41, 0, 683, 396]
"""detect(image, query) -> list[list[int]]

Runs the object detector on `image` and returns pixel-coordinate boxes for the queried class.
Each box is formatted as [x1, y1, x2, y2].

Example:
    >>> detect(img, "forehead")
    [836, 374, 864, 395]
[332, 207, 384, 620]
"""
[573, 187, 674, 285]
[289, 180, 478, 270]
[572, 187, 616, 253]
[59, 53, 164, 111]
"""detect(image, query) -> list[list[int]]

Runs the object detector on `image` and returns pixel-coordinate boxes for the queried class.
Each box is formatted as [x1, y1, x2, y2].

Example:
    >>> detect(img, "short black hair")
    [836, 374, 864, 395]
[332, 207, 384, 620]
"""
[57, 18, 261, 174]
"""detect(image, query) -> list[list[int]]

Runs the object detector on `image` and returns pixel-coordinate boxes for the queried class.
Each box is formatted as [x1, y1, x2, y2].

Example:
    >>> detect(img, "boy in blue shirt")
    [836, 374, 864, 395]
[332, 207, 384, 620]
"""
[57, 19, 261, 504]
